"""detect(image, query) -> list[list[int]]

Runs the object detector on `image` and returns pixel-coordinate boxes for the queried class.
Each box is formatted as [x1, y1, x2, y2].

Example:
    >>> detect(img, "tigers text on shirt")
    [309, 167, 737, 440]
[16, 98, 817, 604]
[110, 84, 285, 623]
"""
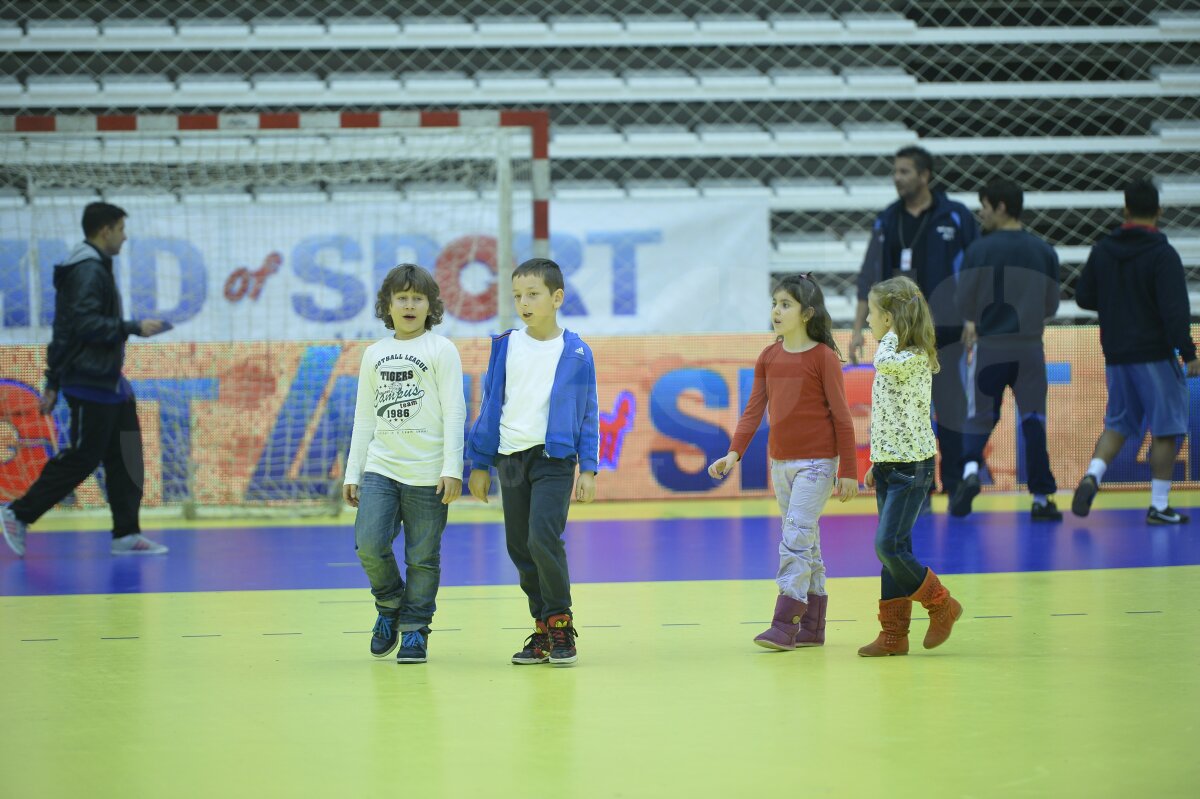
[345, 331, 466, 487]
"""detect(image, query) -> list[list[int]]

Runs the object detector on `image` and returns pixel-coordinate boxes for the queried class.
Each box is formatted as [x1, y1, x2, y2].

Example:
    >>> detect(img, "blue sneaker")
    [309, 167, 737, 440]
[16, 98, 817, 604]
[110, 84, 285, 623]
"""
[2, 505, 27, 557]
[397, 627, 430, 663]
[370, 613, 399, 658]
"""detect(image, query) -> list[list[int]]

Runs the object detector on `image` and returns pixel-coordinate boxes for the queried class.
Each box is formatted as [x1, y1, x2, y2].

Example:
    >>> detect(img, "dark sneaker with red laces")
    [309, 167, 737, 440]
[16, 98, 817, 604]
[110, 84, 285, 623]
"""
[512, 620, 550, 665]
[546, 613, 579, 667]
[1147, 506, 1189, 525]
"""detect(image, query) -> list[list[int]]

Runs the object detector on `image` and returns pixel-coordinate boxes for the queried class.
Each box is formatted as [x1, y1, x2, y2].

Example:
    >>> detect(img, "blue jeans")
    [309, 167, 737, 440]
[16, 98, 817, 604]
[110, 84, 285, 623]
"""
[354, 471, 448, 631]
[873, 458, 935, 600]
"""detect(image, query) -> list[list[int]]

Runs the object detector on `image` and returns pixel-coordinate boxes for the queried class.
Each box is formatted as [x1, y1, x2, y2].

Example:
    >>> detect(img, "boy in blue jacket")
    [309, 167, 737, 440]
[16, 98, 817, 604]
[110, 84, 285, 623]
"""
[467, 258, 599, 666]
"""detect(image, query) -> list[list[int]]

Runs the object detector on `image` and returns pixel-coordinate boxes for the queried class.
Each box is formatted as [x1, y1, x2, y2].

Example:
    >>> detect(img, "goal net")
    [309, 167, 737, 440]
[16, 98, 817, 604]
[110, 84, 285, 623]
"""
[0, 110, 548, 516]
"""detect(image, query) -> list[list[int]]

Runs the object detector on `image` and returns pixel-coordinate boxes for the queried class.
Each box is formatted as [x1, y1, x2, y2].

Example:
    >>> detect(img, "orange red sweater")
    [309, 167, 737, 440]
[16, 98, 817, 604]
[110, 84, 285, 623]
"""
[729, 341, 857, 480]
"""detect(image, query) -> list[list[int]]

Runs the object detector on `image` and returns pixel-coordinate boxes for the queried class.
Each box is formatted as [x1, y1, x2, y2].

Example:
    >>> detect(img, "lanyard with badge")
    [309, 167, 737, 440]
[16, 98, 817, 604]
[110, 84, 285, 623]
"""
[898, 209, 931, 272]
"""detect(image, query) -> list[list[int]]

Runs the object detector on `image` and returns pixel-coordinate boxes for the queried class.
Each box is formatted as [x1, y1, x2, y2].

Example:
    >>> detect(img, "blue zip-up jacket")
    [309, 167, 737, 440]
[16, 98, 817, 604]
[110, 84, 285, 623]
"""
[856, 189, 980, 333]
[466, 328, 600, 473]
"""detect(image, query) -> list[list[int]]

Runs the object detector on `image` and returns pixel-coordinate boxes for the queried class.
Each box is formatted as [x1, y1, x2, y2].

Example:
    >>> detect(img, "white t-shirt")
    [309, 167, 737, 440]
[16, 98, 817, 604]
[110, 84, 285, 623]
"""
[345, 331, 466, 486]
[499, 328, 565, 455]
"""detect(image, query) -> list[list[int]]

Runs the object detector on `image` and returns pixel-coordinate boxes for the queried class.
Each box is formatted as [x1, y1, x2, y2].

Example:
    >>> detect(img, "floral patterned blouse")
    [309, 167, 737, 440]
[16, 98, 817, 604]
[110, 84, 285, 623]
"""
[870, 331, 938, 463]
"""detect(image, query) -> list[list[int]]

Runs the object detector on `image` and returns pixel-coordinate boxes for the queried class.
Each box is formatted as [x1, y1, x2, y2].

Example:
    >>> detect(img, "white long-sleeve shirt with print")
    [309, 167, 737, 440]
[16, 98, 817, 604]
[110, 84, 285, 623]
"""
[870, 331, 938, 463]
[345, 332, 466, 487]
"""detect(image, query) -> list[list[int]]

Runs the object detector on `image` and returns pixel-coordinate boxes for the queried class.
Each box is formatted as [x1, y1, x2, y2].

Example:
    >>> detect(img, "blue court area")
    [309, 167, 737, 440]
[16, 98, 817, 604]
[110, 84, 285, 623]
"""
[3, 505, 1200, 597]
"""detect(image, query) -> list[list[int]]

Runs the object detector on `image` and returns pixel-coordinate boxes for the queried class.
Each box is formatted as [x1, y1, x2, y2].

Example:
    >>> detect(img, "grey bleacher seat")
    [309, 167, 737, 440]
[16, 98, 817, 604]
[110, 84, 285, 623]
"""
[770, 179, 850, 206]
[840, 12, 917, 35]
[768, 13, 842, 35]
[770, 124, 845, 147]
[476, 71, 551, 93]
[768, 68, 842, 91]
[176, 20, 250, 44]
[1154, 67, 1200, 90]
[25, 19, 98, 44]
[622, 15, 698, 38]
[328, 72, 401, 95]
[0, 23, 19, 47]
[400, 16, 474, 38]
[695, 69, 771, 91]
[623, 125, 700, 151]
[1153, 12, 1200, 34]
[1152, 121, 1200, 142]
[251, 73, 327, 101]
[325, 17, 400, 48]
[623, 70, 698, 93]
[841, 68, 917, 92]
[105, 190, 179, 207]
[699, 178, 772, 199]
[843, 178, 896, 206]
[24, 75, 99, 103]
[253, 186, 329, 204]
[696, 124, 772, 147]
[552, 179, 627, 201]
[624, 179, 699, 199]
[0, 77, 22, 102]
[549, 70, 623, 93]
[841, 122, 918, 147]
[476, 16, 549, 38]
[176, 74, 252, 99]
[552, 125, 625, 149]
[548, 15, 622, 38]
[401, 71, 475, 94]
[101, 74, 174, 100]
[100, 19, 174, 42]
[250, 19, 326, 42]
[695, 15, 771, 36]
[180, 189, 253, 205]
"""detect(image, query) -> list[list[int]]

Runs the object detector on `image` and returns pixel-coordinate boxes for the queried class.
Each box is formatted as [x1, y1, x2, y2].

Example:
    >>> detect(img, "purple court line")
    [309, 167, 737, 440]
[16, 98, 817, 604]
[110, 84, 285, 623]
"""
[1, 506, 1198, 597]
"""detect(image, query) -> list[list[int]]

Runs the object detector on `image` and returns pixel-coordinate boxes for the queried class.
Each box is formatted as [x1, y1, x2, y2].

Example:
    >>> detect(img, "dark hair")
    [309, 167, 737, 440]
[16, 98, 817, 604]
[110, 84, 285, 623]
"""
[772, 273, 842, 360]
[82, 202, 127, 238]
[1125, 178, 1160, 218]
[979, 179, 1024, 221]
[512, 257, 564, 294]
[375, 264, 444, 330]
[894, 146, 934, 179]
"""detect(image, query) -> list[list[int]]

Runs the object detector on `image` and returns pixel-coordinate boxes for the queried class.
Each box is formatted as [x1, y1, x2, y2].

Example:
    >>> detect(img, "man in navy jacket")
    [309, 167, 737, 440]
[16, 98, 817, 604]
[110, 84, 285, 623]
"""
[851, 146, 980, 501]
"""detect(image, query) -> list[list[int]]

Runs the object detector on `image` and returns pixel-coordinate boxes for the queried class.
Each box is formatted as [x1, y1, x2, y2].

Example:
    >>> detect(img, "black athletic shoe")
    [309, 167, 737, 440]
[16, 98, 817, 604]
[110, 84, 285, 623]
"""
[1147, 506, 1190, 525]
[1031, 499, 1063, 522]
[370, 612, 400, 658]
[397, 626, 430, 663]
[949, 474, 981, 517]
[1072, 475, 1099, 517]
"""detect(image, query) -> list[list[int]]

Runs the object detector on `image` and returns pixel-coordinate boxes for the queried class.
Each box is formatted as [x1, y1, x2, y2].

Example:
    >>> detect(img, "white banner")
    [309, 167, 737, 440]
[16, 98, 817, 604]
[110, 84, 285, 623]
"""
[0, 198, 769, 342]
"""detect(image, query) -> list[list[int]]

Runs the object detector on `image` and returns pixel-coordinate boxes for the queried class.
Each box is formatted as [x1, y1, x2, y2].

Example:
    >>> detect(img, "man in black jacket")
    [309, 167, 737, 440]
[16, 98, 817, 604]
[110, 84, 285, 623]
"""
[2, 203, 171, 557]
[1071, 179, 1199, 524]
[950, 179, 1062, 521]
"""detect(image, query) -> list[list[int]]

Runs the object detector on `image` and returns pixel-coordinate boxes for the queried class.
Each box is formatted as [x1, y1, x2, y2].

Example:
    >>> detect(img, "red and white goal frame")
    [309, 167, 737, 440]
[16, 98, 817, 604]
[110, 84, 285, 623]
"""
[0, 108, 551, 259]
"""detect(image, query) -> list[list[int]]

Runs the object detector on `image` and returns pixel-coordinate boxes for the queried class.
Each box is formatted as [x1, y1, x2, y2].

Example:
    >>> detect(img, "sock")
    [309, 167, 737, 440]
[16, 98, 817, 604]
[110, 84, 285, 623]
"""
[1086, 458, 1108, 483]
[962, 461, 979, 479]
[1151, 479, 1170, 512]
[1033, 494, 1048, 506]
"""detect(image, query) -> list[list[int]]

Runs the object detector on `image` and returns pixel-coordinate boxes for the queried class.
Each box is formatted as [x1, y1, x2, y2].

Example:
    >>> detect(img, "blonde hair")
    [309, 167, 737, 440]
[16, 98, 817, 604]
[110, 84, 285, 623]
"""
[869, 276, 940, 373]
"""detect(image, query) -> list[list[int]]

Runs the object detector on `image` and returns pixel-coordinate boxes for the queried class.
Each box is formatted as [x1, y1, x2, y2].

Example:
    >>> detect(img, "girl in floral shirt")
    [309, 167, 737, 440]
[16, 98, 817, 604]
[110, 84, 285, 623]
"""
[860, 276, 964, 657]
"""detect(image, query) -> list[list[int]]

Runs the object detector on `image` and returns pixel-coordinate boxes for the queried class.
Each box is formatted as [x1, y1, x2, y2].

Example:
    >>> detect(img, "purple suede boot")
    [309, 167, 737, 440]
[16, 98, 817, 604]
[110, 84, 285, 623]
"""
[794, 593, 827, 647]
[754, 594, 808, 651]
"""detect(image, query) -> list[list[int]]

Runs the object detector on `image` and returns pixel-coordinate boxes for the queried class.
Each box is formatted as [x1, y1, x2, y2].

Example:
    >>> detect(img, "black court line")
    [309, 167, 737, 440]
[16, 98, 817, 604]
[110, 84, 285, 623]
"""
[343, 630, 371, 634]
[580, 624, 621, 628]
[181, 634, 221, 638]
[1051, 613, 1087, 617]
[101, 636, 139, 640]
[501, 626, 533, 630]
[740, 621, 770, 625]
[662, 623, 701, 627]
[973, 615, 1013, 619]
[262, 632, 302, 636]
[21, 638, 57, 642]
[1125, 610, 1162, 614]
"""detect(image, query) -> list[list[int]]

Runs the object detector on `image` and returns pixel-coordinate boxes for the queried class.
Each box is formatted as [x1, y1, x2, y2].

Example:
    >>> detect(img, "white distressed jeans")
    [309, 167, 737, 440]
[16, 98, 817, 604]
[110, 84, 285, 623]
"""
[769, 457, 837, 600]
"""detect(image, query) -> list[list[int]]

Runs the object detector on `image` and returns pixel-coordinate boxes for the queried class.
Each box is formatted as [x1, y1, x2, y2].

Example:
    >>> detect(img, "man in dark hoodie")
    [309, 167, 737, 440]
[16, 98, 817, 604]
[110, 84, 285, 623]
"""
[1071, 179, 1199, 524]
[2, 202, 171, 557]
[950, 178, 1062, 521]
[851, 146, 980, 505]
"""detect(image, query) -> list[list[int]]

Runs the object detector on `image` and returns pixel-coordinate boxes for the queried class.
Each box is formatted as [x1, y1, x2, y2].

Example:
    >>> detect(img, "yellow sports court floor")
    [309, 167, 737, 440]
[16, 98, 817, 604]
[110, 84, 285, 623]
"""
[1, 492, 1197, 797]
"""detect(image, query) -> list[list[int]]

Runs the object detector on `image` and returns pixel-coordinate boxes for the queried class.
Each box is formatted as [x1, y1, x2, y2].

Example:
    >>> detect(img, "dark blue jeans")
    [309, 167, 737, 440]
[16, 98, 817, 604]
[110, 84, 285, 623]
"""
[496, 446, 575, 620]
[354, 471, 448, 631]
[873, 458, 935, 600]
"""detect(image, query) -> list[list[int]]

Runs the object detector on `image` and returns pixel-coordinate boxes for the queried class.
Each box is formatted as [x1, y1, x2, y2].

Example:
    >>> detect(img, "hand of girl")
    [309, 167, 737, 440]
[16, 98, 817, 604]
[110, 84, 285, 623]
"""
[835, 477, 859, 502]
[863, 468, 876, 489]
[343, 483, 359, 508]
[707, 452, 739, 479]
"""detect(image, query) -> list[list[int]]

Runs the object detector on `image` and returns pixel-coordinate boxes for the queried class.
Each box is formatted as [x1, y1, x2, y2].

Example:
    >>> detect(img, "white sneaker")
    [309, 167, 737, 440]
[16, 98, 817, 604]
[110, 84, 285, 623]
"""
[111, 533, 168, 555]
[2, 505, 27, 557]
